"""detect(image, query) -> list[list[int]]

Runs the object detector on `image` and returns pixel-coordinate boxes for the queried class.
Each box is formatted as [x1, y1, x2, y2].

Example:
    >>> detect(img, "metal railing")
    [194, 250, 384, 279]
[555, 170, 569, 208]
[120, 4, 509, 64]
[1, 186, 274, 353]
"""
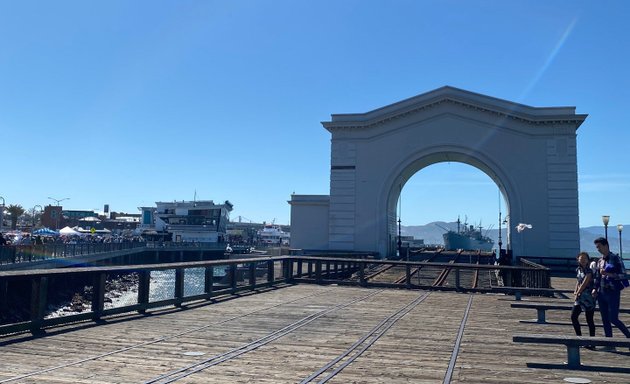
[0, 242, 232, 265]
[0, 243, 147, 264]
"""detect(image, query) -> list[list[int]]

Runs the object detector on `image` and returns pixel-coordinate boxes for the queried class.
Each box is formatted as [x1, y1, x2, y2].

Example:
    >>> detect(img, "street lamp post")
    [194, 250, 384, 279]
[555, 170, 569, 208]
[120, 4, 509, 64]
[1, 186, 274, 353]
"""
[31, 205, 43, 228]
[602, 215, 610, 241]
[618, 224, 623, 260]
[48, 197, 69, 230]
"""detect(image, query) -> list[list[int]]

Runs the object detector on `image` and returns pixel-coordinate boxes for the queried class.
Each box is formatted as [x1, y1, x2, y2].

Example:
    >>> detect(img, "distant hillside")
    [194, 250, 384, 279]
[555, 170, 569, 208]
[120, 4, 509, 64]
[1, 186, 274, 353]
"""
[402, 222, 629, 254]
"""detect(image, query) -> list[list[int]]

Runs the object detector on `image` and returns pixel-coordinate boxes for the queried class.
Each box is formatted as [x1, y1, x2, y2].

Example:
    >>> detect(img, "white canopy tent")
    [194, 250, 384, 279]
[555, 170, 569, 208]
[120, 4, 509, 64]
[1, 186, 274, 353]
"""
[59, 226, 83, 236]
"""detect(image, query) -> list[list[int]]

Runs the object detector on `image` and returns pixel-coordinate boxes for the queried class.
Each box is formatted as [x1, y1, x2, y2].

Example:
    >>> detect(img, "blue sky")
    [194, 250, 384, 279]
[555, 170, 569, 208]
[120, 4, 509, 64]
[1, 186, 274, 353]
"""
[0, 1, 628, 228]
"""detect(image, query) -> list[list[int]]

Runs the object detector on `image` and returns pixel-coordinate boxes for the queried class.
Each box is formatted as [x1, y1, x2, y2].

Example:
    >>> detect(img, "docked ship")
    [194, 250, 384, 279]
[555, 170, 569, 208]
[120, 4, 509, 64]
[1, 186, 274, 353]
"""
[257, 224, 290, 245]
[442, 218, 494, 251]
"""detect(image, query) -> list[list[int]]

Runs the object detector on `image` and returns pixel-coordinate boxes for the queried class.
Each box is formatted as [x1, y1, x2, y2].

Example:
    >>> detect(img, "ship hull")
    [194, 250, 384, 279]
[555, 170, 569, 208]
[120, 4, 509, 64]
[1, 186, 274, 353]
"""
[443, 232, 493, 251]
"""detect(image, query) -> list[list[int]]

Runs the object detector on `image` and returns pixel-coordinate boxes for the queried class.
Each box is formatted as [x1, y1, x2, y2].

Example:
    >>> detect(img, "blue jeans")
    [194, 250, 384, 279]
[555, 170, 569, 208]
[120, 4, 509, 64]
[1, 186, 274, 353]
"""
[597, 289, 630, 338]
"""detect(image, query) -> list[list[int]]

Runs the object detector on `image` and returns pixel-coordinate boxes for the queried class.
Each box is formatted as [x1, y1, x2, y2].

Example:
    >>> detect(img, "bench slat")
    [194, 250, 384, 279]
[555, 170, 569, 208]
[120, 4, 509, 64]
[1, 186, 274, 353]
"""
[513, 333, 630, 347]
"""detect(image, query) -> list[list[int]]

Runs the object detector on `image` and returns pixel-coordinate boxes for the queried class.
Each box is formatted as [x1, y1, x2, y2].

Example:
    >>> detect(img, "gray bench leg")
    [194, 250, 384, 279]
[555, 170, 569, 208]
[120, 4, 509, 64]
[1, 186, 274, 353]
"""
[566, 345, 581, 369]
[536, 309, 546, 324]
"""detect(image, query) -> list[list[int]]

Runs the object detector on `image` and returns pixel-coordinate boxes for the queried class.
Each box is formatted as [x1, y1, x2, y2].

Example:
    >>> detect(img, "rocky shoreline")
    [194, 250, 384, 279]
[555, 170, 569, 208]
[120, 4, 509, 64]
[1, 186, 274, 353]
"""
[48, 273, 140, 316]
[0, 273, 140, 324]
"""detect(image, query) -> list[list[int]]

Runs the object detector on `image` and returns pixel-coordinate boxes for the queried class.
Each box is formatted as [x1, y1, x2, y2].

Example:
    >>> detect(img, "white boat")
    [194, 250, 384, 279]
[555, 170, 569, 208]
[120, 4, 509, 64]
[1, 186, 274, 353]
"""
[257, 224, 290, 245]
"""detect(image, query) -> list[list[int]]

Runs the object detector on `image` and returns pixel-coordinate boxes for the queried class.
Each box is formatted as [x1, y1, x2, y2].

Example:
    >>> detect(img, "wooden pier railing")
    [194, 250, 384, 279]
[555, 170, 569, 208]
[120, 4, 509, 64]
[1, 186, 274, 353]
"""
[0, 256, 551, 336]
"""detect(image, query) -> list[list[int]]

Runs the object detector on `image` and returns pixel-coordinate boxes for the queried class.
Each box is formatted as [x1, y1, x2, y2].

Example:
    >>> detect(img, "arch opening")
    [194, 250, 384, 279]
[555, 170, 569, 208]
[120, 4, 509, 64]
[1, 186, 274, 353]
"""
[384, 151, 514, 258]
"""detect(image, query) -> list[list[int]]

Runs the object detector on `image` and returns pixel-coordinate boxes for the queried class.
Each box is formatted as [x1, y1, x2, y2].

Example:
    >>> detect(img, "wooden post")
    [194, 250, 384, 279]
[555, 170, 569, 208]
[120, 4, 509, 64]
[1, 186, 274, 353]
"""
[229, 264, 237, 293]
[406, 264, 411, 289]
[286, 259, 294, 283]
[174, 269, 184, 307]
[267, 260, 275, 284]
[296, 259, 303, 277]
[204, 266, 214, 297]
[0, 279, 8, 314]
[137, 270, 150, 314]
[307, 262, 313, 278]
[249, 262, 256, 288]
[359, 262, 366, 287]
[455, 268, 461, 291]
[91, 272, 106, 320]
[316, 260, 323, 284]
[30, 277, 48, 332]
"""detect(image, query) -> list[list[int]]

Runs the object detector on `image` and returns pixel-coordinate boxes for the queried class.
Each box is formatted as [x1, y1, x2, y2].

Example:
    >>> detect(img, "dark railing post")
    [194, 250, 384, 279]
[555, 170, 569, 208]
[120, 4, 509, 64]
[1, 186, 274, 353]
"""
[359, 261, 366, 287]
[204, 266, 214, 297]
[455, 267, 461, 291]
[229, 264, 237, 293]
[307, 261, 313, 278]
[175, 269, 185, 306]
[137, 270, 150, 314]
[325, 261, 331, 278]
[296, 259, 303, 277]
[284, 259, 294, 283]
[0, 279, 8, 314]
[406, 264, 411, 289]
[267, 260, 275, 284]
[249, 262, 256, 288]
[333, 261, 338, 278]
[505, 269, 512, 287]
[315, 260, 322, 284]
[91, 272, 106, 320]
[30, 276, 48, 333]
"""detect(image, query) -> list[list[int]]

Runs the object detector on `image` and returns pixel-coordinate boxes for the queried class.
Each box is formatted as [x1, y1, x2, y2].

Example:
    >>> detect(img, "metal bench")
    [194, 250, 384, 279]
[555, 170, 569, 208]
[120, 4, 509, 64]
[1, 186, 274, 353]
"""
[513, 333, 630, 369]
[511, 302, 630, 324]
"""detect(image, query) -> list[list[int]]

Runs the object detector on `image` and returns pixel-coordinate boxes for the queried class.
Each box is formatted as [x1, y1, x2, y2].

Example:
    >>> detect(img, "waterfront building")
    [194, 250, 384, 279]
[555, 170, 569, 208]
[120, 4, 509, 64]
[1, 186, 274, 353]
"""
[138, 200, 233, 243]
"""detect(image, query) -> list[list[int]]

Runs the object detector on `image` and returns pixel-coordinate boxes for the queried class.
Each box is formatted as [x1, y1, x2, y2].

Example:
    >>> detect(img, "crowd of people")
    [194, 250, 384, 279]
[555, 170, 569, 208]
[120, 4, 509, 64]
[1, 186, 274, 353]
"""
[0, 232, 144, 246]
[571, 237, 630, 351]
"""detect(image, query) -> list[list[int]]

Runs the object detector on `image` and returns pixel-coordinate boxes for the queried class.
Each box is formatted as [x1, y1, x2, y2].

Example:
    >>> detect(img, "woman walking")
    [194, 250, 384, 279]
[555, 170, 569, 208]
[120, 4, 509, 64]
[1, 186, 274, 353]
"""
[572, 252, 596, 339]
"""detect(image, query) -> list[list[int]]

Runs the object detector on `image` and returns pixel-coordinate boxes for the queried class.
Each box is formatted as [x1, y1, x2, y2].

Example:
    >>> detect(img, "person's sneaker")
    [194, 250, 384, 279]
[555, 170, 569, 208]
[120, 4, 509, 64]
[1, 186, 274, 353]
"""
[601, 345, 616, 352]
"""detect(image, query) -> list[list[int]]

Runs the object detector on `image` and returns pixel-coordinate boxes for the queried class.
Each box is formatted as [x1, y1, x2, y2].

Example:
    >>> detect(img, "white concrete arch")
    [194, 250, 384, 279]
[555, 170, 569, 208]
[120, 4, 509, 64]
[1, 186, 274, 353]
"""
[289, 86, 587, 259]
[378, 146, 519, 257]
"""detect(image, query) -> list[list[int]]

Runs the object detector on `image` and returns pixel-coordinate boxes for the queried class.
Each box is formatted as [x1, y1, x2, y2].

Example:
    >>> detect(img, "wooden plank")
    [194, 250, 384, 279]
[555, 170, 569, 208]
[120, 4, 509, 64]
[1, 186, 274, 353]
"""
[1, 278, 630, 383]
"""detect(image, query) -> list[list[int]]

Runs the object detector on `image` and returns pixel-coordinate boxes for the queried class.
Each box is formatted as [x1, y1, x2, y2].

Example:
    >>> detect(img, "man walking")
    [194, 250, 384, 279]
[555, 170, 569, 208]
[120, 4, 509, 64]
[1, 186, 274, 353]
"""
[591, 237, 630, 350]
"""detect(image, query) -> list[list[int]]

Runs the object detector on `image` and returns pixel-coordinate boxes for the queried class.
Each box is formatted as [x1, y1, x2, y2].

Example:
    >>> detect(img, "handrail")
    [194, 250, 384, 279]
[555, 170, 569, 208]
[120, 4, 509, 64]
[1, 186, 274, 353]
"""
[0, 242, 230, 265]
[0, 256, 552, 335]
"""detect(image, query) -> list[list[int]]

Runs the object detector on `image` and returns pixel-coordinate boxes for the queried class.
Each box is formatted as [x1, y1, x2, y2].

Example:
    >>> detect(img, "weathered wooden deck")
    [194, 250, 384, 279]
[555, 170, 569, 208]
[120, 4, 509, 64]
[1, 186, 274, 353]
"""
[1, 277, 629, 383]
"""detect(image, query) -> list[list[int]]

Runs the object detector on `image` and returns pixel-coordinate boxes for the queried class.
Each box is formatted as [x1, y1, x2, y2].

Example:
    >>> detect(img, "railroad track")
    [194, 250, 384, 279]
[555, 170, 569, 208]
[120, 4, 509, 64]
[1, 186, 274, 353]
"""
[392, 253, 441, 284]
[298, 291, 432, 383]
[0, 288, 339, 384]
[432, 259, 456, 287]
[143, 289, 385, 383]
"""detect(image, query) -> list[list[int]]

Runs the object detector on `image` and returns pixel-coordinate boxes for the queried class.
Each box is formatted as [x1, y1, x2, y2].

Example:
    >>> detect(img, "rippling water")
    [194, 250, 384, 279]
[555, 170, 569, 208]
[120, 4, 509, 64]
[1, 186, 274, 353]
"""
[149, 267, 227, 302]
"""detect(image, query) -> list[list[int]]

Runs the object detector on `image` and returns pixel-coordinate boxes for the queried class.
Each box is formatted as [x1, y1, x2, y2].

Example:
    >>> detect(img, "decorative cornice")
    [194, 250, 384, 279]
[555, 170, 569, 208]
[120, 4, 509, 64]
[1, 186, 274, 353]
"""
[322, 87, 588, 132]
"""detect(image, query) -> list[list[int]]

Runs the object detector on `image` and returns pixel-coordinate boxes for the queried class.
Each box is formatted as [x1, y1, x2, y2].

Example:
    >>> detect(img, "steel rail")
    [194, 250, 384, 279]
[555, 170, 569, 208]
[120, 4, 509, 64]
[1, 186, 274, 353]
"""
[392, 253, 441, 284]
[299, 291, 432, 384]
[443, 294, 474, 384]
[144, 289, 385, 384]
[362, 264, 395, 281]
[432, 259, 457, 287]
[0, 288, 334, 384]
[471, 255, 480, 289]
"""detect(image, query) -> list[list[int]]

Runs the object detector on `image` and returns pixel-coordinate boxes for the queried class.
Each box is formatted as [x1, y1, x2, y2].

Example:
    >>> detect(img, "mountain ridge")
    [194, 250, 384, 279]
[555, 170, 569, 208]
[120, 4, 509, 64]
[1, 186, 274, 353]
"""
[402, 221, 629, 253]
